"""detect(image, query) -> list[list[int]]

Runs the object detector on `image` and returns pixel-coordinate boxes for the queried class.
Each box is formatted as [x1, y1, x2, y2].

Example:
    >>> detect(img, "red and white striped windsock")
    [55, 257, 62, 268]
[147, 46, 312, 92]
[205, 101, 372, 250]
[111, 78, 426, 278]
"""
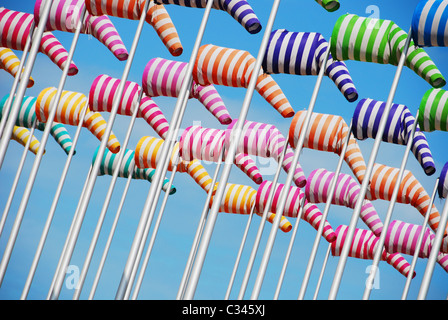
[84, 0, 183, 56]
[0, 7, 78, 75]
[193, 44, 295, 118]
[34, 0, 128, 61]
[36, 87, 120, 153]
[306, 168, 383, 237]
[0, 47, 34, 87]
[256, 180, 337, 241]
[332, 225, 415, 278]
[11, 126, 42, 155]
[142, 58, 232, 125]
[289, 110, 367, 185]
[88, 74, 169, 139]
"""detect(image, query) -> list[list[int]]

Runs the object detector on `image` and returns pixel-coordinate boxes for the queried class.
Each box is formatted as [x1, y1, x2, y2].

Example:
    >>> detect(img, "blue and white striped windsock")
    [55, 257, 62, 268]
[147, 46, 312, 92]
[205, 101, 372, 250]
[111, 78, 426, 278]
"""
[352, 98, 436, 176]
[262, 29, 358, 102]
[439, 162, 448, 198]
[411, 0, 448, 47]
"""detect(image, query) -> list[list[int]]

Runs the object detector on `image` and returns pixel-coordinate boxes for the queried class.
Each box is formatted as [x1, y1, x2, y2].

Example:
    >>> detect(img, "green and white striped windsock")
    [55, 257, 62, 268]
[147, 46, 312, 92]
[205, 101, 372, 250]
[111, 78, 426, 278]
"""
[331, 13, 446, 88]
[315, 0, 340, 12]
[418, 88, 448, 132]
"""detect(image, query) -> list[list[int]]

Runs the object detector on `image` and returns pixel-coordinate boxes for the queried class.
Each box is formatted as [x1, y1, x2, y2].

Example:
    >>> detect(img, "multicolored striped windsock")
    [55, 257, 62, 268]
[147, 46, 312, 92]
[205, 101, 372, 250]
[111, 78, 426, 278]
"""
[93, 146, 175, 194]
[331, 224, 415, 278]
[142, 58, 232, 125]
[0, 47, 34, 87]
[331, 13, 446, 88]
[88, 74, 170, 139]
[84, 0, 183, 56]
[255, 181, 337, 241]
[439, 162, 448, 199]
[288, 110, 367, 185]
[0, 7, 78, 75]
[314, 0, 340, 12]
[418, 88, 448, 132]
[263, 29, 358, 102]
[155, 0, 262, 34]
[353, 98, 436, 176]
[34, 0, 128, 61]
[306, 168, 383, 237]
[193, 44, 295, 118]
[411, 0, 448, 47]
[11, 126, 42, 155]
[35, 87, 121, 153]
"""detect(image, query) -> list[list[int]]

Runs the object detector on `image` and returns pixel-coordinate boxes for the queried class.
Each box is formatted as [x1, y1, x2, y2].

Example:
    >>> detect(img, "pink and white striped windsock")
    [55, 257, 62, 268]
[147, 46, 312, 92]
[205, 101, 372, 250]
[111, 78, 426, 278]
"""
[0, 47, 34, 87]
[88, 74, 169, 139]
[255, 181, 337, 242]
[142, 58, 232, 125]
[332, 225, 415, 278]
[289, 110, 367, 185]
[11, 126, 42, 155]
[36, 87, 120, 153]
[193, 44, 295, 118]
[34, 0, 128, 61]
[0, 7, 78, 75]
[306, 168, 383, 236]
[84, 0, 183, 56]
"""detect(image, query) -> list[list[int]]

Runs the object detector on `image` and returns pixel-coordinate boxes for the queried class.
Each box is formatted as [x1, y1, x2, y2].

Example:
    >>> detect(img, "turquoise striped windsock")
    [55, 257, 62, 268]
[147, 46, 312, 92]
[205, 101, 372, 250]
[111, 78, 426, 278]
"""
[315, 0, 340, 12]
[412, 0, 448, 47]
[418, 88, 448, 132]
[331, 13, 446, 88]
[439, 162, 448, 198]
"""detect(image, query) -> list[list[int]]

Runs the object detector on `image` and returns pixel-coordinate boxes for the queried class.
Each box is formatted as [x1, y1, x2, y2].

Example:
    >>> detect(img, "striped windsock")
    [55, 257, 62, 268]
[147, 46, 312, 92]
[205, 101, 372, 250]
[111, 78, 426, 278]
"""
[439, 162, 448, 199]
[331, 13, 446, 88]
[11, 126, 42, 155]
[92, 146, 175, 194]
[0, 47, 34, 87]
[155, 0, 262, 34]
[367, 163, 444, 236]
[288, 110, 367, 185]
[49, 123, 75, 155]
[255, 181, 337, 241]
[0, 7, 78, 75]
[315, 0, 340, 12]
[193, 44, 295, 118]
[331, 225, 415, 278]
[263, 29, 358, 102]
[142, 58, 232, 125]
[353, 98, 436, 176]
[411, 0, 448, 47]
[34, 0, 128, 61]
[84, 0, 183, 56]
[306, 168, 383, 237]
[35, 87, 120, 153]
[418, 88, 448, 132]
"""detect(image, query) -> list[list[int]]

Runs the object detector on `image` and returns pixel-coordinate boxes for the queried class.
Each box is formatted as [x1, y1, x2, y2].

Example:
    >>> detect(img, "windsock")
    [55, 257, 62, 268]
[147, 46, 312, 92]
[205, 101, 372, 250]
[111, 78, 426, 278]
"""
[155, 0, 262, 34]
[11, 126, 42, 155]
[411, 0, 448, 47]
[288, 110, 367, 185]
[142, 58, 232, 125]
[332, 225, 415, 278]
[439, 162, 448, 199]
[89, 74, 169, 139]
[306, 168, 383, 237]
[193, 44, 295, 118]
[331, 13, 446, 88]
[0, 47, 34, 87]
[263, 29, 358, 102]
[35, 87, 120, 153]
[0, 7, 78, 75]
[353, 98, 435, 176]
[314, 0, 340, 12]
[34, 0, 128, 61]
[255, 181, 337, 241]
[418, 88, 448, 132]
[92, 146, 175, 194]
[84, 0, 183, 56]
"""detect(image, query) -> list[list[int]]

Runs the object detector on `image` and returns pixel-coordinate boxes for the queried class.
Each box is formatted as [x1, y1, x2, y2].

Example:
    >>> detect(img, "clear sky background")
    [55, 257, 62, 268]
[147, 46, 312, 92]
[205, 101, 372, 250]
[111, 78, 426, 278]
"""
[0, 0, 448, 300]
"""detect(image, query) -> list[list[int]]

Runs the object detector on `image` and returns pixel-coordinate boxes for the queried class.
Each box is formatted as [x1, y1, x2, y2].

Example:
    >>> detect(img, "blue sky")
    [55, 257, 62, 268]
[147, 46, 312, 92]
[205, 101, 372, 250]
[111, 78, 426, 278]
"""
[0, 0, 448, 300]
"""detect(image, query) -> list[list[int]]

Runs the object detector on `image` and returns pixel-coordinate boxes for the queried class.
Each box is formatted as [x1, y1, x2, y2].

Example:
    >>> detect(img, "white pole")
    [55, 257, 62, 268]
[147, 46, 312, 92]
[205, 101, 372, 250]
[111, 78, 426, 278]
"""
[313, 243, 331, 300]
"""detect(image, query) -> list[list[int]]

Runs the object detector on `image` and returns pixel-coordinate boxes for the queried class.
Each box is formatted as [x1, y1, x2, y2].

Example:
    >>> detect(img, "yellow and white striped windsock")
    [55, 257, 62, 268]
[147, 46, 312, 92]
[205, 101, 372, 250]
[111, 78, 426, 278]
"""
[11, 126, 42, 155]
[193, 44, 295, 118]
[84, 0, 183, 56]
[35, 87, 120, 154]
[0, 47, 34, 87]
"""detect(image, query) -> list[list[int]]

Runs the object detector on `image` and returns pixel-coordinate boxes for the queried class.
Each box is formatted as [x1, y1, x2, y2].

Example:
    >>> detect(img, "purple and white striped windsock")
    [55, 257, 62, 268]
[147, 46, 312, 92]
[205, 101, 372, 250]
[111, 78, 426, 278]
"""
[438, 162, 448, 199]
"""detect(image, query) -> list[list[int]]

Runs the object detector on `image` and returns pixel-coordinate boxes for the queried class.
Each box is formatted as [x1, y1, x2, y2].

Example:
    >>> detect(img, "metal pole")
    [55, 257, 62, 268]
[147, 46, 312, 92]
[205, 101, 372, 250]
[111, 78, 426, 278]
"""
[328, 29, 413, 300]
[313, 243, 331, 300]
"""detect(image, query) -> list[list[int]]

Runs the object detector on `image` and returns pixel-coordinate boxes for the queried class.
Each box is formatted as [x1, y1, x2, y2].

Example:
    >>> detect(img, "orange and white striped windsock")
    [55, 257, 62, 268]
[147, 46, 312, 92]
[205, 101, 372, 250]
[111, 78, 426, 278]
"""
[0, 47, 34, 87]
[36, 87, 120, 153]
[306, 168, 384, 237]
[255, 181, 337, 241]
[332, 225, 415, 278]
[288, 110, 367, 185]
[142, 58, 232, 125]
[84, 0, 183, 56]
[193, 44, 295, 118]
[88, 74, 169, 139]
[34, 0, 129, 61]
[0, 7, 78, 75]
[11, 126, 42, 155]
